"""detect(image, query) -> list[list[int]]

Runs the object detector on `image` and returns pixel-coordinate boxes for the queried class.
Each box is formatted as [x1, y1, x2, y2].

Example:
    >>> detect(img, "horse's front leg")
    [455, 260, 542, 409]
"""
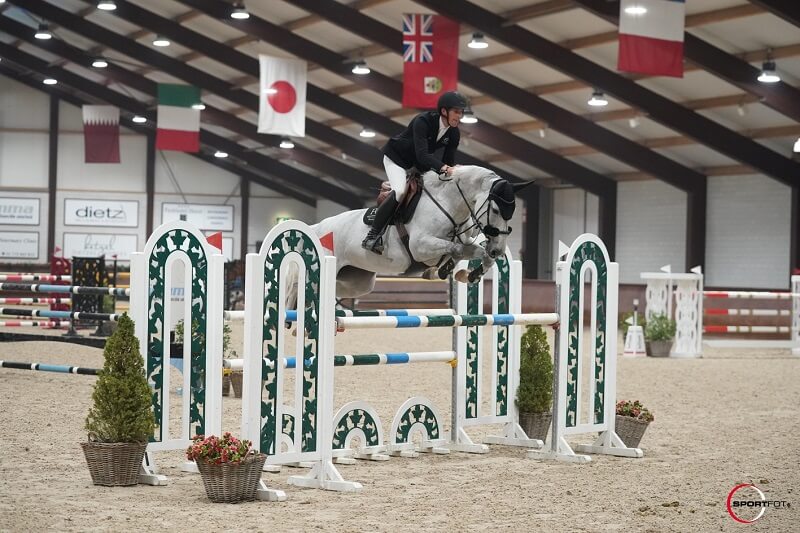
[412, 235, 485, 263]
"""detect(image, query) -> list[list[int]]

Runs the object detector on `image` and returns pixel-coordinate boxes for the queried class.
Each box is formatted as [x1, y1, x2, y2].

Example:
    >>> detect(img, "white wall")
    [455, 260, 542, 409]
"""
[705, 175, 791, 289]
[551, 188, 599, 277]
[615, 181, 687, 284]
[248, 183, 316, 252]
[316, 198, 349, 222]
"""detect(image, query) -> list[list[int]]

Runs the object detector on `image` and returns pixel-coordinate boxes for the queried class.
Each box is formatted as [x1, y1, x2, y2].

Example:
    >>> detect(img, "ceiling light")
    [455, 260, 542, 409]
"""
[588, 89, 608, 107]
[214, 150, 228, 158]
[757, 59, 780, 83]
[628, 116, 640, 128]
[35, 23, 52, 40]
[351, 60, 370, 75]
[736, 104, 747, 117]
[42, 78, 57, 85]
[460, 110, 478, 124]
[132, 115, 146, 123]
[359, 127, 376, 138]
[230, 1, 249, 19]
[794, 137, 800, 153]
[191, 103, 206, 110]
[152, 35, 170, 47]
[468, 32, 488, 50]
[91, 58, 108, 68]
[538, 128, 546, 138]
[624, 5, 647, 15]
[97, 1, 117, 10]
[279, 138, 294, 149]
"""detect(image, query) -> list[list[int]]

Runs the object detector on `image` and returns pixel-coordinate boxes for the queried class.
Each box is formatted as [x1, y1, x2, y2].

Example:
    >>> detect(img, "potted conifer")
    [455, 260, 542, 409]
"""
[516, 324, 554, 441]
[81, 313, 154, 486]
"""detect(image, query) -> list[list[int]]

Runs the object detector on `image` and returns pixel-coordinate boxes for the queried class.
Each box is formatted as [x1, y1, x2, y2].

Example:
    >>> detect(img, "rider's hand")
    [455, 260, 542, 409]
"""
[442, 165, 455, 176]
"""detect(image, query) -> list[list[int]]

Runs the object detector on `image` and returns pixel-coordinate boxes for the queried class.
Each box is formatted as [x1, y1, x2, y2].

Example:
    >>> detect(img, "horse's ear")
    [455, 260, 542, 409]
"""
[511, 180, 537, 193]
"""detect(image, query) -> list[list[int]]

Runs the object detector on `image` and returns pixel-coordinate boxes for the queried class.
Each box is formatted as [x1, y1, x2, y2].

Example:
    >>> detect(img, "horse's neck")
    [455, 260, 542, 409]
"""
[424, 175, 472, 221]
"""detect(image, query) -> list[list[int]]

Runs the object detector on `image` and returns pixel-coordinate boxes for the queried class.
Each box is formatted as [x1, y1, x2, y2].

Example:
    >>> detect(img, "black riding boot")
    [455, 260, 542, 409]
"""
[362, 192, 399, 254]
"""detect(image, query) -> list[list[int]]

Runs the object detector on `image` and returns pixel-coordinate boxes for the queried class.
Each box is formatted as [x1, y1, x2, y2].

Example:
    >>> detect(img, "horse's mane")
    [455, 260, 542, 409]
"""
[421, 165, 496, 189]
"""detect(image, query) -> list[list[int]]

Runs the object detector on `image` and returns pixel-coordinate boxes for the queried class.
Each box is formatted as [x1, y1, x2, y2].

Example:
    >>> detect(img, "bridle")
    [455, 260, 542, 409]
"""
[423, 173, 513, 244]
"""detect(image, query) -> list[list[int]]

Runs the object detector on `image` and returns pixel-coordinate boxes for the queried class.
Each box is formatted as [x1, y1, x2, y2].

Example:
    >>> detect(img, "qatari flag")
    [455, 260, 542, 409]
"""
[82, 105, 120, 163]
[618, 0, 685, 78]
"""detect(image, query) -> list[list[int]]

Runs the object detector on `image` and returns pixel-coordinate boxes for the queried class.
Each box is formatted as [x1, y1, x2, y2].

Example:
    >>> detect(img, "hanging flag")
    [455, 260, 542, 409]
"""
[156, 84, 201, 152]
[258, 55, 306, 137]
[402, 14, 459, 109]
[618, 0, 685, 78]
[82, 105, 120, 163]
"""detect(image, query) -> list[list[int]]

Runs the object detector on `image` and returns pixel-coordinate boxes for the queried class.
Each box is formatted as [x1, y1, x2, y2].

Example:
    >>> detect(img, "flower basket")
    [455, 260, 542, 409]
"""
[615, 415, 650, 448]
[196, 453, 267, 503]
[81, 441, 147, 486]
[230, 370, 243, 398]
[519, 412, 551, 442]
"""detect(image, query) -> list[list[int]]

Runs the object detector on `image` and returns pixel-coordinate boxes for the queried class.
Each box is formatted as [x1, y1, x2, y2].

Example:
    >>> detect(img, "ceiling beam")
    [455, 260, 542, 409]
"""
[10, 0, 378, 197]
[748, 0, 800, 27]
[419, 0, 799, 189]
[574, 0, 800, 125]
[64, 0, 520, 185]
[171, 0, 596, 191]
[0, 63, 316, 206]
[0, 39, 359, 209]
[288, 0, 697, 193]
[487, 124, 800, 161]
[328, 4, 765, 96]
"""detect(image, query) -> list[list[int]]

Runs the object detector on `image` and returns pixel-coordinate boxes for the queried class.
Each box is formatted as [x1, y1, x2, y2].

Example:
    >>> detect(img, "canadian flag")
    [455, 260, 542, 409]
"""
[258, 55, 306, 137]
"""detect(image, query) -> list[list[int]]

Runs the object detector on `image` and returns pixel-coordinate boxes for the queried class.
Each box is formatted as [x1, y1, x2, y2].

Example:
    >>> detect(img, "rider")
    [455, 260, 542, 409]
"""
[361, 91, 468, 254]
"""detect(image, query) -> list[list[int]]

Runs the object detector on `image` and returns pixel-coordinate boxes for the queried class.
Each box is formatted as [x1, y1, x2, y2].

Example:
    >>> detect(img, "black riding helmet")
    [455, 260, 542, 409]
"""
[437, 91, 468, 113]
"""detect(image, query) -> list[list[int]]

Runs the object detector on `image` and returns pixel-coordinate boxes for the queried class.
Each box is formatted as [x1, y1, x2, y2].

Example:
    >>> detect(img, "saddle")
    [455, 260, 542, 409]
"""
[362, 172, 423, 226]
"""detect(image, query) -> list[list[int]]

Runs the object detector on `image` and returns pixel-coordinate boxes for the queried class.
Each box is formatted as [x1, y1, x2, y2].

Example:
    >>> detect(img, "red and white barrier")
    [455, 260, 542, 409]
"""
[642, 269, 800, 356]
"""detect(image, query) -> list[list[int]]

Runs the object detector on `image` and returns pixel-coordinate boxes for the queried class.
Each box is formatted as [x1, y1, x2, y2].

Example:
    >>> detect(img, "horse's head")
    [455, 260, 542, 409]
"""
[479, 178, 515, 260]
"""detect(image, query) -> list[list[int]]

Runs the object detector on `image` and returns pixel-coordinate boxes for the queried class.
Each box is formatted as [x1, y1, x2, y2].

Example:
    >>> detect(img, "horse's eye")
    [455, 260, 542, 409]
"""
[491, 207, 500, 215]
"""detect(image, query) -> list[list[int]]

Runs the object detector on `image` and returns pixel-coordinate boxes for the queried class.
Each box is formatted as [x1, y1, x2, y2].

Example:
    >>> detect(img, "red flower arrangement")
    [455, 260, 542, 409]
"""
[186, 432, 254, 465]
[616, 400, 654, 423]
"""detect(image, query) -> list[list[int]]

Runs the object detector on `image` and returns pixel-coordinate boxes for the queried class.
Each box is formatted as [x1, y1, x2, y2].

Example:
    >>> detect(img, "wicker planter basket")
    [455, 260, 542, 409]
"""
[80, 441, 147, 486]
[519, 412, 552, 442]
[196, 453, 267, 503]
[230, 371, 243, 398]
[615, 415, 650, 448]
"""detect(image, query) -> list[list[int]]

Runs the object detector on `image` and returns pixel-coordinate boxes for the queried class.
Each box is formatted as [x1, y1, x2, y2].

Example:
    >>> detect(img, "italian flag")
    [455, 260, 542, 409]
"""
[156, 84, 200, 152]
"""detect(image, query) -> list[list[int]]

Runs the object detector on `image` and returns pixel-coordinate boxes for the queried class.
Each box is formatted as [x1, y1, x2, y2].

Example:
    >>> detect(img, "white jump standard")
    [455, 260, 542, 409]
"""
[239, 220, 641, 499]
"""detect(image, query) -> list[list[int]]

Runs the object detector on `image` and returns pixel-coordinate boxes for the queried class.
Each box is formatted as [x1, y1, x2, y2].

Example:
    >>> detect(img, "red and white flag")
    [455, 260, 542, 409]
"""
[402, 14, 459, 109]
[618, 0, 685, 77]
[82, 105, 120, 163]
[156, 84, 201, 152]
[258, 55, 306, 137]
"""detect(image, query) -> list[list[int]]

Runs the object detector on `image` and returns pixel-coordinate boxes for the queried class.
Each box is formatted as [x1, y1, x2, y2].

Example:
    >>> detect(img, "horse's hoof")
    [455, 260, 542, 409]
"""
[454, 269, 470, 283]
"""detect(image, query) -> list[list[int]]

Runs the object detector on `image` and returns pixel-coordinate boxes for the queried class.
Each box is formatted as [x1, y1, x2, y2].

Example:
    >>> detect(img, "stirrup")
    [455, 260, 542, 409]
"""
[362, 235, 384, 254]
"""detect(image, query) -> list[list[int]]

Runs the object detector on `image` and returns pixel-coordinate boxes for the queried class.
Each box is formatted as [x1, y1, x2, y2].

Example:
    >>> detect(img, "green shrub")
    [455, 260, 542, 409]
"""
[645, 314, 676, 341]
[85, 314, 154, 443]
[516, 325, 553, 414]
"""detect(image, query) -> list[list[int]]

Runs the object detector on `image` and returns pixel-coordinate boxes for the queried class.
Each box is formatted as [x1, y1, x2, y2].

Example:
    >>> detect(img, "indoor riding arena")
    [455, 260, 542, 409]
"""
[0, 1, 797, 532]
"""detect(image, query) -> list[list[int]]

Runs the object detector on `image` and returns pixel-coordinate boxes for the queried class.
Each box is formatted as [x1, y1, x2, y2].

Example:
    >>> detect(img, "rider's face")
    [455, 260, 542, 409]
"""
[443, 108, 463, 128]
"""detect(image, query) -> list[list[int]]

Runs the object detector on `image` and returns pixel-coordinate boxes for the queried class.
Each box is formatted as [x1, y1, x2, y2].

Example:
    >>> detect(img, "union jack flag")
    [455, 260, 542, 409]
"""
[403, 14, 433, 63]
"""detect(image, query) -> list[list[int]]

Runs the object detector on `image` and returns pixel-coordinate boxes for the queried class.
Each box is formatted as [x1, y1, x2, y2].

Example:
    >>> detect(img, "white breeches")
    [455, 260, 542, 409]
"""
[383, 156, 408, 202]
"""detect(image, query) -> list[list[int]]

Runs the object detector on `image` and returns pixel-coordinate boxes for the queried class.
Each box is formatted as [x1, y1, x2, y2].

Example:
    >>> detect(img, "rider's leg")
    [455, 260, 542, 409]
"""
[362, 157, 408, 254]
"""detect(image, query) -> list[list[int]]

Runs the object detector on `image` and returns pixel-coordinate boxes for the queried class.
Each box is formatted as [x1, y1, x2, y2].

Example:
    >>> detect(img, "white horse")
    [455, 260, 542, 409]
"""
[306, 165, 524, 299]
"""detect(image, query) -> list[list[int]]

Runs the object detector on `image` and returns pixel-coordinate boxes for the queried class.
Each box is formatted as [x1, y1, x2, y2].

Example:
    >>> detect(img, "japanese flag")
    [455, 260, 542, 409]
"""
[258, 55, 306, 137]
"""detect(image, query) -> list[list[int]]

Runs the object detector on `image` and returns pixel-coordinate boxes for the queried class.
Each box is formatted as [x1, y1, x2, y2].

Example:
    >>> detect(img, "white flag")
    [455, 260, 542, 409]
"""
[258, 55, 306, 137]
